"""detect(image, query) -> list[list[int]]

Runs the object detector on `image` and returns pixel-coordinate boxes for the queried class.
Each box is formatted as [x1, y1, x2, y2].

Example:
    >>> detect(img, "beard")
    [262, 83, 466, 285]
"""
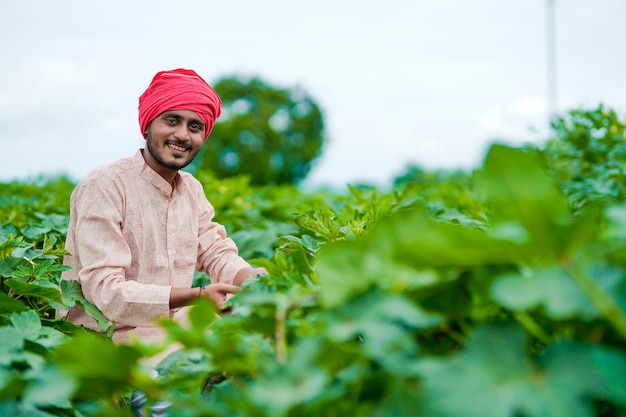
[145, 132, 197, 171]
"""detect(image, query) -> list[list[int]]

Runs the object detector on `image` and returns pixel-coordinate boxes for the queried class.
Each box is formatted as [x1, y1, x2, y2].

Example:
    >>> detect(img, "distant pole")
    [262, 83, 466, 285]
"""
[546, 0, 558, 117]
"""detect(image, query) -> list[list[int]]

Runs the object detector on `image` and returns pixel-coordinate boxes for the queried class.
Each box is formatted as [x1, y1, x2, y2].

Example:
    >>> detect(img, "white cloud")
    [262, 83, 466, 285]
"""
[512, 98, 547, 117]
[1, 0, 626, 188]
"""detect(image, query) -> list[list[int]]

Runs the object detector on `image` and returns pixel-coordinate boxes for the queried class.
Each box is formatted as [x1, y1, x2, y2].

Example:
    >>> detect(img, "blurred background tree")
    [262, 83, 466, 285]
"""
[192, 75, 326, 185]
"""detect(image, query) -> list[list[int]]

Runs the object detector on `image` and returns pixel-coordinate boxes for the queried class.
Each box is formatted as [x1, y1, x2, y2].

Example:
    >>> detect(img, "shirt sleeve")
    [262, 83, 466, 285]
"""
[194, 183, 251, 284]
[71, 178, 172, 327]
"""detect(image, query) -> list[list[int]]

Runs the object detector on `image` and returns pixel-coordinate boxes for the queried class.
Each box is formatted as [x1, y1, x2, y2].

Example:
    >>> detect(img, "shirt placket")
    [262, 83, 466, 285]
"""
[165, 194, 177, 283]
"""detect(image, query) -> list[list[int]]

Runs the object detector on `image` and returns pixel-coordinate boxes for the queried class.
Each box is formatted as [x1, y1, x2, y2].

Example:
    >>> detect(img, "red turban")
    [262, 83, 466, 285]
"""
[138, 68, 222, 140]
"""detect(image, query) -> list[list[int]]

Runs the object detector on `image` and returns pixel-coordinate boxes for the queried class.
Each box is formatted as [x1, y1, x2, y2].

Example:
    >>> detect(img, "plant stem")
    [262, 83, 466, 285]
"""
[566, 261, 626, 340]
[275, 299, 288, 365]
[514, 311, 552, 345]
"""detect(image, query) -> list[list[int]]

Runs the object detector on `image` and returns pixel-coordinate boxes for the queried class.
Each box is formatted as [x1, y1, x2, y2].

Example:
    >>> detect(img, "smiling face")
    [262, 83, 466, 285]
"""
[143, 110, 207, 182]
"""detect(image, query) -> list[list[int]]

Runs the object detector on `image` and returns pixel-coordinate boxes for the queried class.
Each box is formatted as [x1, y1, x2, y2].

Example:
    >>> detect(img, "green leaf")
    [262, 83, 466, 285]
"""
[414, 323, 623, 417]
[188, 298, 219, 329]
[11, 246, 41, 260]
[6, 402, 60, 417]
[75, 298, 109, 332]
[51, 281, 110, 332]
[34, 212, 68, 232]
[53, 332, 141, 400]
[9, 310, 42, 341]
[12, 259, 69, 282]
[21, 366, 75, 409]
[478, 144, 570, 224]
[20, 225, 51, 241]
[0, 292, 28, 314]
[603, 204, 626, 239]
[247, 369, 328, 416]
[476, 145, 571, 254]
[244, 340, 330, 416]
[0, 327, 24, 359]
[58, 279, 83, 308]
[491, 267, 600, 319]
[325, 291, 440, 374]
[0, 403, 17, 417]
[374, 378, 427, 417]
[0, 369, 21, 400]
[0, 257, 27, 277]
[41, 317, 93, 337]
[585, 346, 626, 405]
[5, 311, 66, 351]
[34, 327, 68, 350]
[0, 224, 19, 238]
[155, 348, 213, 392]
[4, 279, 62, 304]
[316, 206, 519, 308]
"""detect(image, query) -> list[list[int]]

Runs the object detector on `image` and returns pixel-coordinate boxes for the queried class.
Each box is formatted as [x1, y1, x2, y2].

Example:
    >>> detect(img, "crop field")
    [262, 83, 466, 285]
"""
[1, 107, 625, 416]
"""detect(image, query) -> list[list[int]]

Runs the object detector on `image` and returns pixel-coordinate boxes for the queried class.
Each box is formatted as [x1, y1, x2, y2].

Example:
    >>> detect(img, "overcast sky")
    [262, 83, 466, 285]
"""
[1, 0, 625, 189]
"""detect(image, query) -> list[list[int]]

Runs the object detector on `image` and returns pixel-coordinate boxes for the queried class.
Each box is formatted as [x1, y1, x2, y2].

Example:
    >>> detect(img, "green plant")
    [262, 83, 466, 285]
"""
[541, 105, 626, 210]
[1, 121, 626, 416]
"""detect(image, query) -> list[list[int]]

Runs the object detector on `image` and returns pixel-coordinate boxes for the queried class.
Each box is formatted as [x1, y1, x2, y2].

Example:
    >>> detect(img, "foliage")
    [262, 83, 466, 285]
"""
[540, 105, 626, 210]
[1, 107, 626, 416]
[193, 75, 326, 185]
[0, 178, 115, 416]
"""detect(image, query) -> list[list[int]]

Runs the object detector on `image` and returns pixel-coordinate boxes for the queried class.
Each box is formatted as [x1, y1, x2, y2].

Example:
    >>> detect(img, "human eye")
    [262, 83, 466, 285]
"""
[189, 121, 205, 132]
[160, 113, 179, 124]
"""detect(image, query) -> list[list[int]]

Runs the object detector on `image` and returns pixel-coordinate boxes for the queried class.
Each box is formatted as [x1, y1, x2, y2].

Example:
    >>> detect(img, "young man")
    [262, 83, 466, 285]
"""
[58, 68, 266, 359]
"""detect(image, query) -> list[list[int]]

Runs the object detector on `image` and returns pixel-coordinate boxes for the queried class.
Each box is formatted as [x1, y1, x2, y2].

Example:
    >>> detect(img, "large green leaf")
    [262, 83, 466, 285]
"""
[4, 279, 62, 304]
[7, 311, 67, 350]
[21, 366, 75, 409]
[243, 338, 330, 417]
[9, 310, 42, 341]
[476, 145, 571, 253]
[0, 292, 28, 314]
[57, 279, 83, 308]
[491, 267, 600, 319]
[414, 323, 626, 417]
[19, 226, 51, 241]
[53, 332, 141, 400]
[0, 257, 27, 277]
[0, 401, 60, 417]
[55, 280, 110, 331]
[0, 327, 25, 364]
[372, 378, 429, 417]
[324, 290, 441, 374]
[155, 348, 213, 393]
[74, 299, 110, 332]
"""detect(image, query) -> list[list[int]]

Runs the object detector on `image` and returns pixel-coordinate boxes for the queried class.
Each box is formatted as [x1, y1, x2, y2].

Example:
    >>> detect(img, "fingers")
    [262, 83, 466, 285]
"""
[200, 283, 240, 310]
[212, 283, 241, 294]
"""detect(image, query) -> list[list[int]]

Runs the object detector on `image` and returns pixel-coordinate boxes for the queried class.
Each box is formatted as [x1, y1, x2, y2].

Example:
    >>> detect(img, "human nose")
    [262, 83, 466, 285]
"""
[173, 123, 191, 141]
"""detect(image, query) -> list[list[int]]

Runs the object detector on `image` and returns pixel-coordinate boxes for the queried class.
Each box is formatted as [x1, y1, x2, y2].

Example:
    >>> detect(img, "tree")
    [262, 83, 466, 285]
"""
[194, 75, 326, 185]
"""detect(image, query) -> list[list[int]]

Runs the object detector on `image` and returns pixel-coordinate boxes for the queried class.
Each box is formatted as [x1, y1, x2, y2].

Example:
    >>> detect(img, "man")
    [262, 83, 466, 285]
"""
[58, 68, 266, 360]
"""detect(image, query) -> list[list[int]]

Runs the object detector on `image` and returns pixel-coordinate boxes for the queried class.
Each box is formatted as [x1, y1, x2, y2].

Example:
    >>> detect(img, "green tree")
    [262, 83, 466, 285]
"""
[194, 75, 326, 185]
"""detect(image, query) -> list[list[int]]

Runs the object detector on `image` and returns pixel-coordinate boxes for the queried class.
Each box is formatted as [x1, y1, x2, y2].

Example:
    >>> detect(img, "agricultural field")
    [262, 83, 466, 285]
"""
[1, 107, 625, 416]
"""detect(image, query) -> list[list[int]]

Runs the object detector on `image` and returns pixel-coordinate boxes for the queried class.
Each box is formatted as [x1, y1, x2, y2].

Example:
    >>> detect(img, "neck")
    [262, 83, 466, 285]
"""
[140, 149, 178, 187]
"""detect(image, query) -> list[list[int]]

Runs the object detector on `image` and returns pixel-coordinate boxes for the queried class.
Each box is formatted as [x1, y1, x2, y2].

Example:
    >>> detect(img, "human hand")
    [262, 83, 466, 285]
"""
[200, 283, 241, 310]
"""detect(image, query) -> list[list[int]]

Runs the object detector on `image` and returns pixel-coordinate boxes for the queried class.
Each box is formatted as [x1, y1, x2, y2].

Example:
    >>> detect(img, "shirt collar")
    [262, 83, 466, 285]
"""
[133, 149, 187, 197]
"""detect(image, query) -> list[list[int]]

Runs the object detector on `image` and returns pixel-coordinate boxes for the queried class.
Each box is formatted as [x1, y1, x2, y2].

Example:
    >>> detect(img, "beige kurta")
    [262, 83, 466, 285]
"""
[58, 149, 250, 351]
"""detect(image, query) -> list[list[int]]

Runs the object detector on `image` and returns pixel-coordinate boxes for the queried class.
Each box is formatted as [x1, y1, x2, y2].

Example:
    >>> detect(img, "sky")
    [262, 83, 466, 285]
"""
[1, 0, 625, 189]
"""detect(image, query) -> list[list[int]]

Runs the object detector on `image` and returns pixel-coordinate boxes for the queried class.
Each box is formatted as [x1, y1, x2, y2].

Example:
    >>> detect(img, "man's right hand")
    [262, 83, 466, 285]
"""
[199, 283, 241, 310]
[169, 283, 240, 310]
